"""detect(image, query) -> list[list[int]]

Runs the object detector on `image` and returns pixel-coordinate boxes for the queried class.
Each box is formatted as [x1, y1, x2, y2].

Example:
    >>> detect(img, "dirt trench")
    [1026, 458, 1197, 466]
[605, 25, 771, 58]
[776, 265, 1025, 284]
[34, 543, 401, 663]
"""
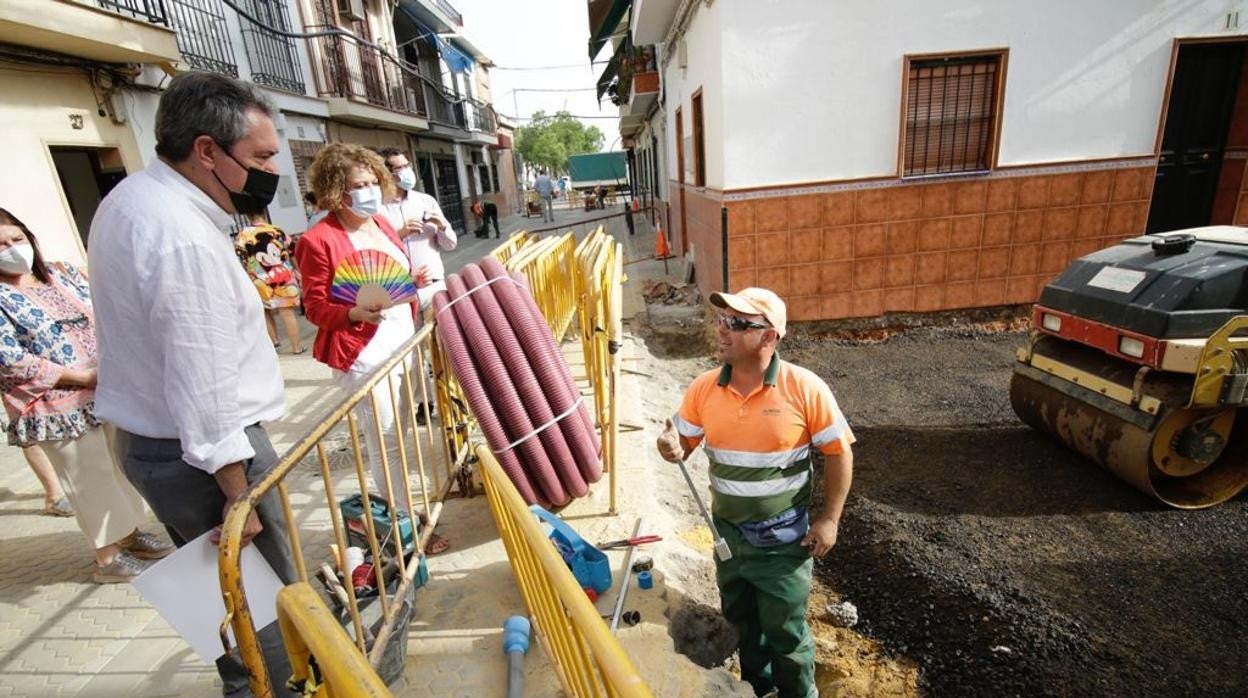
[639, 312, 1248, 697]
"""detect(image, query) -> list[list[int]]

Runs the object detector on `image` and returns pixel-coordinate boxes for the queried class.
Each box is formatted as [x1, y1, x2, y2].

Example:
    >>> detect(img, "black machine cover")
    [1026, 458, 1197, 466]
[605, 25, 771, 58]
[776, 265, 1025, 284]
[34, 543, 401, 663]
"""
[1038, 230, 1248, 339]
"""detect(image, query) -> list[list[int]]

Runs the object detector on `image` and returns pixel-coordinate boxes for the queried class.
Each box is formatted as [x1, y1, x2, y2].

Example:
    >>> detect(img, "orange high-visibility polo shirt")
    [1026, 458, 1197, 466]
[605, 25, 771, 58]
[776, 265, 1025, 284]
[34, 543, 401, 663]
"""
[672, 354, 854, 524]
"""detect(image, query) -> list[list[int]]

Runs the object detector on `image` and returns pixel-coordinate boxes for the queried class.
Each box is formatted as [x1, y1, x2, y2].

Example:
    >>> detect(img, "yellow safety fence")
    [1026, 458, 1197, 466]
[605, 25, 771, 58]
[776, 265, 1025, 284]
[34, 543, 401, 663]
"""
[477, 444, 651, 697]
[575, 227, 625, 515]
[219, 322, 473, 697]
[502, 231, 579, 341]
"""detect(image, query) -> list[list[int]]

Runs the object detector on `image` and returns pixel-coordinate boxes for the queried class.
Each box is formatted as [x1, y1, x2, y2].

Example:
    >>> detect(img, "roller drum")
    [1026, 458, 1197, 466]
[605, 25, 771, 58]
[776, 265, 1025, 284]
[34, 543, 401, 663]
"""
[1010, 346, 1248, 508]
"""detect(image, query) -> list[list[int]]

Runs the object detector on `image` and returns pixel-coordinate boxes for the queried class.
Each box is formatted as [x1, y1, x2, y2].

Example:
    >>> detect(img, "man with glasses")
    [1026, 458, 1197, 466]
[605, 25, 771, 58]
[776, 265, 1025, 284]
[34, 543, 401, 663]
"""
[656, 287, 854, 698]
[376, 147, 456, 322]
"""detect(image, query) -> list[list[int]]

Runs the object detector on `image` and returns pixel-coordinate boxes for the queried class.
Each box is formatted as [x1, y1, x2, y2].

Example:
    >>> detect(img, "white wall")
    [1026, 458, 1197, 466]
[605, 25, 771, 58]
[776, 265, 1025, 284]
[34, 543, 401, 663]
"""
[1, 66, 147, 265]
[717, 0, 1248, 189]
[663, 0, 724, 189]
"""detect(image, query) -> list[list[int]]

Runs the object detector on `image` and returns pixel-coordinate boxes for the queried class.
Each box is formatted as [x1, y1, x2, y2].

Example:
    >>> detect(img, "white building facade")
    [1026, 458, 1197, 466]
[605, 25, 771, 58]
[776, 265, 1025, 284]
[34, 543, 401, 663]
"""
[609, 0, 1248, 321]
[0, 0, 513, 265]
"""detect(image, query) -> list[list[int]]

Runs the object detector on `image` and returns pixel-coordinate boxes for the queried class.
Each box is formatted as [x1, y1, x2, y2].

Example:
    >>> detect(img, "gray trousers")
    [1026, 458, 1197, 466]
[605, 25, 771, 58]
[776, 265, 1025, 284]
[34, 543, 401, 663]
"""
[112, 424, 296, 698]
[542, 196, 554, 221]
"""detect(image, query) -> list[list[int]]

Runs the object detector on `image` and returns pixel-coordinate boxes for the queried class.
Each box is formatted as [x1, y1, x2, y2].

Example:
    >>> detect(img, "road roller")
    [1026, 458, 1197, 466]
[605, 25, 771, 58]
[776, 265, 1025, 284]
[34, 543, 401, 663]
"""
[1010, 226, 1248, 508]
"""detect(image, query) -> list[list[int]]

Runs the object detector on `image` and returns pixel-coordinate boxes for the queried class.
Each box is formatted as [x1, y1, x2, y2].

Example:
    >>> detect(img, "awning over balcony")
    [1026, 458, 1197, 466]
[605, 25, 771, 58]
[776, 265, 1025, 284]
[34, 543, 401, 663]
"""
[587, 0, 631, 60]
[396, 3, 474, 73]
[595, 52, 620, 101]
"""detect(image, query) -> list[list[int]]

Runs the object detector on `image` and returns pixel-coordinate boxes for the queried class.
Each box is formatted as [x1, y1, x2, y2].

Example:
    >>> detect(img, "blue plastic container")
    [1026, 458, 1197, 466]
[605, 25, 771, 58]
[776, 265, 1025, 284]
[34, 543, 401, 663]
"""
[530, 505, 613, 594]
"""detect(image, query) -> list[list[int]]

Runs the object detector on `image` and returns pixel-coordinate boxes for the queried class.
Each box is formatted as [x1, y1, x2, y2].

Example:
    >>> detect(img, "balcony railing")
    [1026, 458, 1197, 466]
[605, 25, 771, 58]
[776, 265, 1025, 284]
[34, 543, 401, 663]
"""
[93, 0, 171, 25]
[423, 82, 465, 128]
[310, 31, 426, 117]
[464, 99, 496, 134]
[238, 0, 304, 94]
[166, 0, 238, 76]
[433, 0, 462, 27]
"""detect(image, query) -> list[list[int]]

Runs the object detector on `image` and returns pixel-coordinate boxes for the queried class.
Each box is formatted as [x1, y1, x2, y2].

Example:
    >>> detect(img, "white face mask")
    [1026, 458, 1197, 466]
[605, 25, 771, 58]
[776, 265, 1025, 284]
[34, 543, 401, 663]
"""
[0, 243, 34, 276]
[348, 185, 383, 218]
[396, 166, 418, 192]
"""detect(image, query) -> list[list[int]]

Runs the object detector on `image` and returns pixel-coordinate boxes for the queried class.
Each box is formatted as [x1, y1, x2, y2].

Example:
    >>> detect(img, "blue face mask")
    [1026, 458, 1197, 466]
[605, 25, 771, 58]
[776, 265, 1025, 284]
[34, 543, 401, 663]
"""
[348, 185, 383, 218]
[396, 166, 418, 192]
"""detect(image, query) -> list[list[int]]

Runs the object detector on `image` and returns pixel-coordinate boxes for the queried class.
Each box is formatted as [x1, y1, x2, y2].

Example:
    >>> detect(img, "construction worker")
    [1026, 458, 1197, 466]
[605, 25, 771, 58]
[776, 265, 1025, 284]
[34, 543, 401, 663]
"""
[656, 287, 854, 698]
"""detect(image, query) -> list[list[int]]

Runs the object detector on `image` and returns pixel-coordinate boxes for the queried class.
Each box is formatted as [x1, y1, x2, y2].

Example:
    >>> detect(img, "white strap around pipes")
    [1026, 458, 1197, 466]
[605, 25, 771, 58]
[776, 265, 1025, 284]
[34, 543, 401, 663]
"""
[495, 397, 586, 454]
[434, 274, 522, 317]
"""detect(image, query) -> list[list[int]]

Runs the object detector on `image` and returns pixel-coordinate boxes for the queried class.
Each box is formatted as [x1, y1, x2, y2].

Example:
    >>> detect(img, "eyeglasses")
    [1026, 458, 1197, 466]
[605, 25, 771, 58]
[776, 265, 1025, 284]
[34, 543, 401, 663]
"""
[718, 314, 770, 332]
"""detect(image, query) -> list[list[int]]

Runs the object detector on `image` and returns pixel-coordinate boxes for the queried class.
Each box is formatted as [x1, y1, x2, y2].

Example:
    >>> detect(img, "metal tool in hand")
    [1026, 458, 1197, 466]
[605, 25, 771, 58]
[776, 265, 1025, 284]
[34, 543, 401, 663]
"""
[598, 534, 662, 550]
[675, 457, 732, 561]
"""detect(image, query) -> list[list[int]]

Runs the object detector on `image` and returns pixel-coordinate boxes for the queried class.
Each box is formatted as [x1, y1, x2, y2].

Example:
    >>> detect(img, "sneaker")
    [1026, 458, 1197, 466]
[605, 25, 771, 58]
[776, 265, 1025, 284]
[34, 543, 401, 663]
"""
[93, 551, 147, 584]
[43, 497, 74, 517]
[123, 530, 174, 560]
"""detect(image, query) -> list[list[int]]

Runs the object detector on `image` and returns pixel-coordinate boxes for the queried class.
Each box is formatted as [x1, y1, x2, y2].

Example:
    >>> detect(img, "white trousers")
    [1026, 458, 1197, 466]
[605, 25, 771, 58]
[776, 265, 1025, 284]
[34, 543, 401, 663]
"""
[334, 357, 427, 505]
[43, 426, 148, 549]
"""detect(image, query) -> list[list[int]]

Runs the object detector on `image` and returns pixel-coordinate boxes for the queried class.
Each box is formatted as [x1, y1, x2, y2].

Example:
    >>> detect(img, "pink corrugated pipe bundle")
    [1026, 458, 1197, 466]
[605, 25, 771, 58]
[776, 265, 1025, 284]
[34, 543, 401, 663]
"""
[432, 257, 602, 507]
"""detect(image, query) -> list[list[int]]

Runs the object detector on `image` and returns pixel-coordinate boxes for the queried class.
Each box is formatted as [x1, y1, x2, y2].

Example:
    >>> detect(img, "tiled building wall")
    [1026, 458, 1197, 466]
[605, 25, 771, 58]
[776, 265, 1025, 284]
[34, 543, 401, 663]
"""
[723, 162, 1157, 321]
[669, 183, 726, 295]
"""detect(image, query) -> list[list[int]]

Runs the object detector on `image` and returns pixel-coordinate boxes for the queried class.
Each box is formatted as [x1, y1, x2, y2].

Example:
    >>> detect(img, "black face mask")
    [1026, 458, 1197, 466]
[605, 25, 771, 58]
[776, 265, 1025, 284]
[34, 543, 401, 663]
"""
[212, 142, 279, 215]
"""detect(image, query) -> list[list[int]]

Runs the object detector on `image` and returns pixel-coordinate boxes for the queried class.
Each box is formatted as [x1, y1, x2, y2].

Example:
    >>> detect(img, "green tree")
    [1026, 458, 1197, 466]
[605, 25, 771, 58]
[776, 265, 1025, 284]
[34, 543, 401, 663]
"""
[515, 110, 605, 174]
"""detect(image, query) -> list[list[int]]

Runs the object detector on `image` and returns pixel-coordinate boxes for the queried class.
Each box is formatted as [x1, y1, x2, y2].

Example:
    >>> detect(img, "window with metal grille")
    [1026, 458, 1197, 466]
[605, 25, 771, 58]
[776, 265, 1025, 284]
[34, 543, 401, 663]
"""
[902, 52, 1005, 177]
[166, 0, 238, 77]
[239, 0, 305, 94]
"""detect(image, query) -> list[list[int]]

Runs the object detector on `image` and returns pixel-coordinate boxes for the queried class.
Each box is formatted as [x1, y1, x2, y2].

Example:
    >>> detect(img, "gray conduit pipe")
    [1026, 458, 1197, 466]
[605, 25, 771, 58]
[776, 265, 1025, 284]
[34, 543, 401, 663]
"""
[461, 264, 589, 499]
[432, 290, 542, 505]
[481, 258, 602, 483]
[444, 273, 570, 506]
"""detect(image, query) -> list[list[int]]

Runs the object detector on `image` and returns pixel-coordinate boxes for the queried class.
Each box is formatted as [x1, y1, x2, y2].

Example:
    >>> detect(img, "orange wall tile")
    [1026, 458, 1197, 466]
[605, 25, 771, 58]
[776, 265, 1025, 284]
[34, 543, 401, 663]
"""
[718, 162, 1156, 322]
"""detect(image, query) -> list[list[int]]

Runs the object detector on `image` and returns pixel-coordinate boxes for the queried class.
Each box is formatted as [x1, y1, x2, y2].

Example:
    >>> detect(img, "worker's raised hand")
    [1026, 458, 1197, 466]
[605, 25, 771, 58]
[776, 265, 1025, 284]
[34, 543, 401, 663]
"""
[657, 418, 684, 463]
[801, 518, 839, 558]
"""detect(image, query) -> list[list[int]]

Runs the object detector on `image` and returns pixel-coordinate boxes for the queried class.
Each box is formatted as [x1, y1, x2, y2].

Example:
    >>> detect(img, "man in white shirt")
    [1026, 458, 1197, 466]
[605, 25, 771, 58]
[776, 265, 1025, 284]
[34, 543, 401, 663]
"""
[376, 147, 457, 319]
[89, 72, 295, 698]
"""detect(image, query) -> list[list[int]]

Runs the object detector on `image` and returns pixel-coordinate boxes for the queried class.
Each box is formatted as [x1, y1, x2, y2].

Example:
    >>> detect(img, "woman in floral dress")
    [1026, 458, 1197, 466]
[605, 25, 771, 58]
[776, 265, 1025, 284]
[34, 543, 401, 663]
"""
[0, 208, 171, 583]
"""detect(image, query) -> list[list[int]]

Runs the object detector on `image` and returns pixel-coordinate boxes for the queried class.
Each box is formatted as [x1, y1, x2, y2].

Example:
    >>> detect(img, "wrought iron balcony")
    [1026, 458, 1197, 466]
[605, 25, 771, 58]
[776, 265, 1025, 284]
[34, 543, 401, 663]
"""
[165, 0, 238, 76]
[310, 32, 426, 117]
[464, 99, 496, 134]
[237, 0, 304, 93]
[433, 0, 462, 27]
[93, 0, 170, 26]
[422, 81, 465, 128]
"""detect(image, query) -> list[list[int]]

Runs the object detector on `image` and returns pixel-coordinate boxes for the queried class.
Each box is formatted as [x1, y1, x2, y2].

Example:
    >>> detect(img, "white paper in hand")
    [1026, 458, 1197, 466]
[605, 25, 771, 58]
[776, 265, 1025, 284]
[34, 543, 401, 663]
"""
[132, 531, 284, 663]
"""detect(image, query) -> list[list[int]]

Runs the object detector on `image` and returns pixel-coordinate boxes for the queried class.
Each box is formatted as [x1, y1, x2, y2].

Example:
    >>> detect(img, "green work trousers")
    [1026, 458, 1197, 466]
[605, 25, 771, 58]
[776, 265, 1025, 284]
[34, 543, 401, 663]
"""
[715, 518, 816, 698]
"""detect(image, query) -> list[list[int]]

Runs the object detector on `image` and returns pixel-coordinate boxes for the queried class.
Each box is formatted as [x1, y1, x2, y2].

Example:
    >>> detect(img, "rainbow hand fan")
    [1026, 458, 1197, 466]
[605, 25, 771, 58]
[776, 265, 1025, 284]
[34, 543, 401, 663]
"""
[330, 249, 418, 309]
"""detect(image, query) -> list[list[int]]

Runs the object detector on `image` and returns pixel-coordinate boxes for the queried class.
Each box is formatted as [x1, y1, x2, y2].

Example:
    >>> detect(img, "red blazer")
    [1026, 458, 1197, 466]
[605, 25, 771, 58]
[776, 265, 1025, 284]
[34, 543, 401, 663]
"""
[295, 212, 421, 373]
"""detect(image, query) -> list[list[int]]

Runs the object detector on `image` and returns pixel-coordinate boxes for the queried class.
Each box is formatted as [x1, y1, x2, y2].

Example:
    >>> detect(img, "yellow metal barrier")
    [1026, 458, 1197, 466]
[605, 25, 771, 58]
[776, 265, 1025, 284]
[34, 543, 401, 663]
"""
[219, 323, 474, 697]
[505, 231, 578, 342]
[489, 230, 535, 266]
[575, 227, 624, 514]
[477, 444, 651, 697]
[276, 583, 391, 697]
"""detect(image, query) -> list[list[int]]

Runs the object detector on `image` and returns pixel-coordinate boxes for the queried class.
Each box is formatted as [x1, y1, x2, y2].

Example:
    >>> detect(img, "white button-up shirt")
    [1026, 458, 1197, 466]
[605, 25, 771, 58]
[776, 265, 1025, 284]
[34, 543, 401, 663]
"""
[381, 189, 456, 281]
[88, 158, 286, 473]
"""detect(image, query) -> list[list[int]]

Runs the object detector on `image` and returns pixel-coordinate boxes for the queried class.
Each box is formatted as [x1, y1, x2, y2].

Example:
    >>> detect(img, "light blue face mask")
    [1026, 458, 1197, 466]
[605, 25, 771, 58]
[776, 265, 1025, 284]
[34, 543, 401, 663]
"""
[348, 185, 383, 217]
[396, 166, 418, 192]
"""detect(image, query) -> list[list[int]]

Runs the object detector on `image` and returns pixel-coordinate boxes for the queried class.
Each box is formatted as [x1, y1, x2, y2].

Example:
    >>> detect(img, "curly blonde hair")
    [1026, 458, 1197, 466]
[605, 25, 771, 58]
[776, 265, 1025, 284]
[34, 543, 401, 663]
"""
[307, 142, 396, 211]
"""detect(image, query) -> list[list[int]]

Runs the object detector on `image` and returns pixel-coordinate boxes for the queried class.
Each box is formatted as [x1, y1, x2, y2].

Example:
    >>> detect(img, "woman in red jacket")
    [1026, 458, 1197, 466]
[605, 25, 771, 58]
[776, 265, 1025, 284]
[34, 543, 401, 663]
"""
[296, 143, 448, 552]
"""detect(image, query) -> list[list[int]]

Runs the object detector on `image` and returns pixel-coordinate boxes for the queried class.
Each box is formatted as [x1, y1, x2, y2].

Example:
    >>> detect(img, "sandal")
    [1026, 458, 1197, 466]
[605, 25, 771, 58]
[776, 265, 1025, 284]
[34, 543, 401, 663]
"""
[424, 533, 450, 555]
[43, 497, 74, 517]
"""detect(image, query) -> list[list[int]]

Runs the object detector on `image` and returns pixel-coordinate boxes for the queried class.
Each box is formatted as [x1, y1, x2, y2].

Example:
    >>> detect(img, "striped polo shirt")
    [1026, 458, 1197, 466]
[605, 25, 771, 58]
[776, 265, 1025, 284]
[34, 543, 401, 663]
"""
[672, 354, 854, 525]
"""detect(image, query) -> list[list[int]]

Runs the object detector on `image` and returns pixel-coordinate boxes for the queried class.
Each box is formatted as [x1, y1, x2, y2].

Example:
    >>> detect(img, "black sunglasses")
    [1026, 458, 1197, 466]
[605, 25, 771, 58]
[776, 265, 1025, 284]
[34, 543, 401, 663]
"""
[718, 314, 770, 332]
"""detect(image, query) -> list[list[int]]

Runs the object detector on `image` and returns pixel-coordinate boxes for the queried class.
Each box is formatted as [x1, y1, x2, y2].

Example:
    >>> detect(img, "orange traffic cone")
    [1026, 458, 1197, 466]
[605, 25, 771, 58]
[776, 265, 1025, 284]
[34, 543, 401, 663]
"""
[631, 198, 640, 213]
[655, 223, 672, 260]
